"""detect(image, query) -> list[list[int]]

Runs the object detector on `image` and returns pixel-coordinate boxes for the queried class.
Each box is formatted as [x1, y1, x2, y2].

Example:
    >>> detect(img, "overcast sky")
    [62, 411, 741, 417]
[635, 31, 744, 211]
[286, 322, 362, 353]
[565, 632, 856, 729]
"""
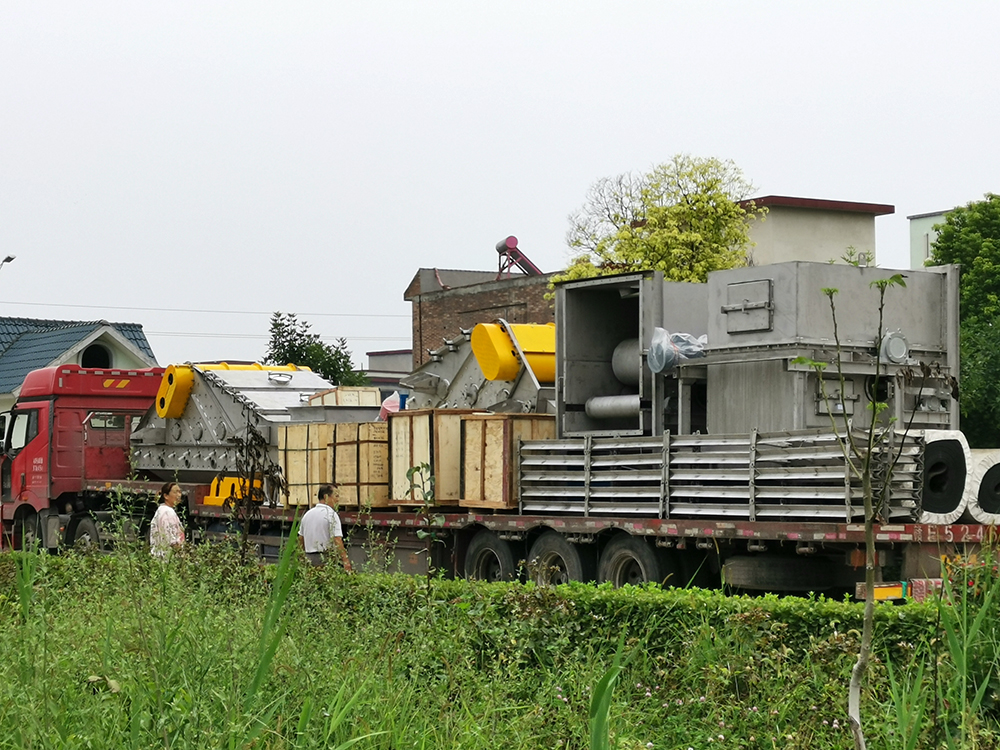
[2, 2, 998, 369]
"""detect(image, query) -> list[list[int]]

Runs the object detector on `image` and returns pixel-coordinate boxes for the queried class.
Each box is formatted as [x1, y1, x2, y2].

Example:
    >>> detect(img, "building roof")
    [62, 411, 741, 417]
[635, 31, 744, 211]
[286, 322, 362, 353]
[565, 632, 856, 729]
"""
[404, 268, 509, 300]
[0, 317, 155, 392]
[906, 209, 952, 220]
[743, 195, 895, 216]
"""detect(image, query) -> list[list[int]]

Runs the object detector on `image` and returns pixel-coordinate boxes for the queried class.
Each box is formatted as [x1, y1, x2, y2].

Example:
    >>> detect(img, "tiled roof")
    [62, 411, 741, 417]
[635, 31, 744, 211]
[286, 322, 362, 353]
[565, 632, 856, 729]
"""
[0, 317, 156, 393]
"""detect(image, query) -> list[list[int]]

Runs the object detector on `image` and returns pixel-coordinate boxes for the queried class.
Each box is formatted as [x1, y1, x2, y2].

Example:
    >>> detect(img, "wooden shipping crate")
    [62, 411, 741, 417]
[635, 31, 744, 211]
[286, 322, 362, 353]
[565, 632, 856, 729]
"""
[278, 423, 336, 507]
[309, 387, 383, 407]
[338, 483, 391, 508]
[332, 421, 390, 509]
[460, 413, 556, 509]
[389, 409, 476, 505]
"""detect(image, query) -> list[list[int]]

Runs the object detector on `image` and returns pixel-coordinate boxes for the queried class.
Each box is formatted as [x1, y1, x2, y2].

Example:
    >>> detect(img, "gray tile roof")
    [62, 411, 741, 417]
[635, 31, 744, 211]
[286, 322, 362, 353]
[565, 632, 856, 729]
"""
[0, 317, 156, 393]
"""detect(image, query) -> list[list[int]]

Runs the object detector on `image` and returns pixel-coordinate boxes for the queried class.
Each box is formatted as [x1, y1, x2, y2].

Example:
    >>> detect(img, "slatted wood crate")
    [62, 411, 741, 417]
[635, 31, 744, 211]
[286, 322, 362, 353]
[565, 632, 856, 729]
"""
[389, 409, 476, 505]
[331, 422, 390, 508]
[278, 423, 336, 507]
[308, 387, 383, 407]
[461, 413, 556, 509]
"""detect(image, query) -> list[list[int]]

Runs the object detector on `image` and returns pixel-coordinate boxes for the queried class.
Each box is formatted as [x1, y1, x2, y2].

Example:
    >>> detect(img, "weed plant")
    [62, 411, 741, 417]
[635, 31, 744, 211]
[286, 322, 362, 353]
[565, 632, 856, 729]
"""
[0, 543, 998, 749]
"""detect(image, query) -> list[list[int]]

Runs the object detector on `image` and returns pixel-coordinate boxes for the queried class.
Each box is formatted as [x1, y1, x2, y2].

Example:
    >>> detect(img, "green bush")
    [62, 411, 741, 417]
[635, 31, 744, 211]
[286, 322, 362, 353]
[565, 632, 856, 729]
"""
[0, 546, 991, 749]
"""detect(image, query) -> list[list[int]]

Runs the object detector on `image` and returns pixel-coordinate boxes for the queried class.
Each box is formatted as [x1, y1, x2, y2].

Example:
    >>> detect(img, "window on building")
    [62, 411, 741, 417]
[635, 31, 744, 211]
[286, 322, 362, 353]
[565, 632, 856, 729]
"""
[81, 343, 112, 368]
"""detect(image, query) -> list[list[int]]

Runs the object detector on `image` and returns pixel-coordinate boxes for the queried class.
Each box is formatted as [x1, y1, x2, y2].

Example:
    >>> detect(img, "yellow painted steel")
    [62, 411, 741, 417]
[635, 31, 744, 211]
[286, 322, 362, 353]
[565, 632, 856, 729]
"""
[471, 323, 556, 382]
[156, 365, 195, 418]
[196, 363, 310, 372]
[156, 362, 311, 418]
[204, 476, 262, 507]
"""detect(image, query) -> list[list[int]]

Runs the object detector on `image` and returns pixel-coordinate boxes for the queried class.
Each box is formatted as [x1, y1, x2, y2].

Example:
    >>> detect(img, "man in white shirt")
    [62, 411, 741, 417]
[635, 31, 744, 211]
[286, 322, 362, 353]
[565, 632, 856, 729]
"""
[298, 484, 352, 570]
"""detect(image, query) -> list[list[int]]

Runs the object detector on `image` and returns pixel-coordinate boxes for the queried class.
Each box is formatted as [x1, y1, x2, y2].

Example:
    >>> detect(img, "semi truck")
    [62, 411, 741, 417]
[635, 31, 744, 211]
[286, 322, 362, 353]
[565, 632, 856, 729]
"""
[0, 260, 987, 598]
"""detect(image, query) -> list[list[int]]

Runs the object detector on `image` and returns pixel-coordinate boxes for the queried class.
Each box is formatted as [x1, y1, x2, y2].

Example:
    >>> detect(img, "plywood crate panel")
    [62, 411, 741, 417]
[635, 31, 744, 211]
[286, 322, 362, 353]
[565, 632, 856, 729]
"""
[332, 421, 390, 509]
[461, 414, 556, 509]
[279, 423, 336, 507]
[339, 483, 391, 508]
[309, 387, 383, 407]
[389, 409, 476, 505]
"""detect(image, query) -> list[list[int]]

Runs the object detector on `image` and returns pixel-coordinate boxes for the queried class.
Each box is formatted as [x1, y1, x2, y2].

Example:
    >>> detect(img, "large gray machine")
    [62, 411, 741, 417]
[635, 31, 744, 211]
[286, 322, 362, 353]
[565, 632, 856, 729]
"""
[553, 262, 960, 439]
[131, 365, 380, 485]
[699, 261, 960, 434]
[539, 261, 966, 524]
[401, 329, 556, 414]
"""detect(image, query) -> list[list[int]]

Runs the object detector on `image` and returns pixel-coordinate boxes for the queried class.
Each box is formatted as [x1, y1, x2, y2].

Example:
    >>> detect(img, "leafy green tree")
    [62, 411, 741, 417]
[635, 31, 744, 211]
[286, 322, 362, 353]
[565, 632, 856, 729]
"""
[263, 312, 368, 386]
[928, 193, 1000, 446]
[554, 154, 766, 284]
[929, 193, 1000, 324]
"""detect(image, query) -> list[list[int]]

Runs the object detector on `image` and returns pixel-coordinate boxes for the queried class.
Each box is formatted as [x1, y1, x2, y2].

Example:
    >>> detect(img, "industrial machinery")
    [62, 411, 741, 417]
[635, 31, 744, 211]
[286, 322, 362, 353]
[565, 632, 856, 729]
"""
[401, 322, 556, 414]
[131, 363, 379, 491]
[554, 271, 709, 436]
[0, 260, 987, 598]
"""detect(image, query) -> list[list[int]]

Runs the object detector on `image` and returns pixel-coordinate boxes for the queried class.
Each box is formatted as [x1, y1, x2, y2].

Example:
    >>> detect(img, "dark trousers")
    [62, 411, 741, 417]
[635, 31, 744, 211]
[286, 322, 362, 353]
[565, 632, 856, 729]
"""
[305, 551, 328, 567]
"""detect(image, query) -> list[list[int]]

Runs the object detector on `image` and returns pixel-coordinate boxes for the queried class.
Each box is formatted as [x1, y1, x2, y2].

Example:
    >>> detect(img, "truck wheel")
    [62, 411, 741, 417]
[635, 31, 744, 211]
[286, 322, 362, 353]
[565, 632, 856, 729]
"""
[679, 549, 720, 589]
[464, 530, 516, 581]
[723, 555, 834, 592]
[598, 535, 677, 587]
[71, 517, 101, 551]
[14, 514, 42, 552]
[528, 531, 593, 585]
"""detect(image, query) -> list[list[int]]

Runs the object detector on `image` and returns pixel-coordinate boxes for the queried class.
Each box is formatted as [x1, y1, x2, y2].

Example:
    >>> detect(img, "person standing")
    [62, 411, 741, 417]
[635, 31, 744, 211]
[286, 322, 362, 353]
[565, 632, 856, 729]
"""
[150, 481, 185, 559]
[298, 484, 352, 570]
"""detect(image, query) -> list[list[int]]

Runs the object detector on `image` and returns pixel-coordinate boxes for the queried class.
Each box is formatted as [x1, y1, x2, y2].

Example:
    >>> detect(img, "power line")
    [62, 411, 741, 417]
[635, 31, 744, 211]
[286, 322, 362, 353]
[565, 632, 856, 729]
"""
[146, 330, 410, 342]
[0, 299, 410, 319]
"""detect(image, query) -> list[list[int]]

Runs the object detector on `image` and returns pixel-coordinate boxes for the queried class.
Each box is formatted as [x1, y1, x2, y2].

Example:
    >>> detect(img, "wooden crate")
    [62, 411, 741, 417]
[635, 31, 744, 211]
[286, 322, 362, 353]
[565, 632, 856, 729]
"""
[389, 409, 476, 505]
[332, 421, 390, 508]
[460, 413, 556, 509]
[338, 483, 391, 508]
[309, 387, 383, 407]
[278, 423, 336, 507]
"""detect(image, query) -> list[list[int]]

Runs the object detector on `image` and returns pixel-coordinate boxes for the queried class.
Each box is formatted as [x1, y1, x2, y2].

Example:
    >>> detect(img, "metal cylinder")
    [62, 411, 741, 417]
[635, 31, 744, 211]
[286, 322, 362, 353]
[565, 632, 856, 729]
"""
[585, 394, 640, 419]
[611, 339, 641, 386]
[471, 322, 556, 382]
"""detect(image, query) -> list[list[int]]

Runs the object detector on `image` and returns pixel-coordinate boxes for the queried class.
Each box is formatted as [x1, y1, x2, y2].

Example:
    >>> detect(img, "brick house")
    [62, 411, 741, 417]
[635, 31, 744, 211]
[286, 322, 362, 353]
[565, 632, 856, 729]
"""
[403, 268, 556, 368]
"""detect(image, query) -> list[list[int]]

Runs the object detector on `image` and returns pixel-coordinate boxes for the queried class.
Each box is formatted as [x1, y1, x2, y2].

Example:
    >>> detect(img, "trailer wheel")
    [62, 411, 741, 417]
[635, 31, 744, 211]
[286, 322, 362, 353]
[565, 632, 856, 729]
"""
[528, 531, 593, 585]
[598, 535, 676, 587]
[723, 555, 834, 592]
[71, 517, 101, 551]
[464, 530, 516, 581]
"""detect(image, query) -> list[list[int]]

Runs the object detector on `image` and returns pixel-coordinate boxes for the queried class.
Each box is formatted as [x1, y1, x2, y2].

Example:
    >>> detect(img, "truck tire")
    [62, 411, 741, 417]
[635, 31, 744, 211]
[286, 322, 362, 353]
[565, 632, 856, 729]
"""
[464, 530, 516, 581]
[14, 513, 42, 552]
[598, 535, 678, 587]
[723, 555, 834, 592]
[528, 531, 593, 585]
[70, 517, 101, 551]
[679, 549, 720, 589]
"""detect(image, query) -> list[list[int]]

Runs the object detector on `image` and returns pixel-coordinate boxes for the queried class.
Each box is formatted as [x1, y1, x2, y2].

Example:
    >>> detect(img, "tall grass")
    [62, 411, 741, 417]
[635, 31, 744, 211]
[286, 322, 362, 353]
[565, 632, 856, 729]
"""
[0, 544, 998, 749]
[884, 552, 1000, 749]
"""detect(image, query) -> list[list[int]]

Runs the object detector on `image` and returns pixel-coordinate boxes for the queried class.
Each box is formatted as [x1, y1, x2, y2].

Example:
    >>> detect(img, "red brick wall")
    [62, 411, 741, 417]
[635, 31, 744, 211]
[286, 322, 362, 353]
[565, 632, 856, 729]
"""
[410, 275, 555, 367]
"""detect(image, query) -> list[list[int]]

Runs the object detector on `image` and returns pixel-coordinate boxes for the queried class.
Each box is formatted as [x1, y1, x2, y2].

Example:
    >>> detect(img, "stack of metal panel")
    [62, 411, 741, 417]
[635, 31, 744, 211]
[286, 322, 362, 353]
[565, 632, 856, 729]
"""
[519, 428, 959, 523]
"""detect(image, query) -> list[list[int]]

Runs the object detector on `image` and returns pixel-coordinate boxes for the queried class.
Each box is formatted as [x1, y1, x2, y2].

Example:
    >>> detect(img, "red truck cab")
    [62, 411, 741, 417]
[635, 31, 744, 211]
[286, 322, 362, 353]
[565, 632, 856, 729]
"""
[1, 365, 163, 548]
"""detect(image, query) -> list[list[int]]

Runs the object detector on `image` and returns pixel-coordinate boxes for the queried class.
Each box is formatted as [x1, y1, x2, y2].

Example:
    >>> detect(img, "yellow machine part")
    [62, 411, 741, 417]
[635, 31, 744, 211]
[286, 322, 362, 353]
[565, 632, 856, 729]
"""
[471, 322, 556, 382]
[204, 476, 262, 507]
[156, 365, 195, 418]
[156, 362, 311, 418]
